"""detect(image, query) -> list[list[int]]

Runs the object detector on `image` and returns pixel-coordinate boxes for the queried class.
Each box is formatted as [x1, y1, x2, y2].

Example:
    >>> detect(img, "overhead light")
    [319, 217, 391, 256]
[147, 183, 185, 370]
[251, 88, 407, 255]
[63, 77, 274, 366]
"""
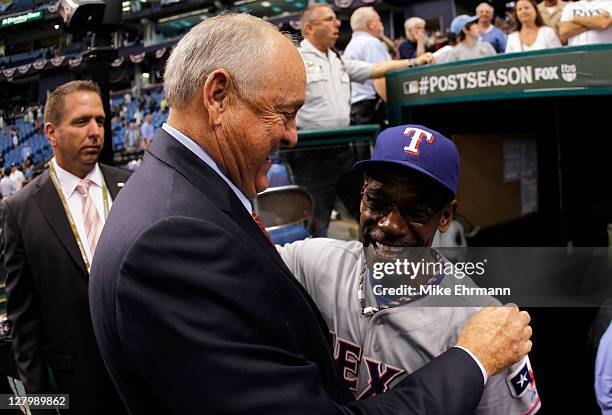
[261, 1, 272, 6]
[142, 72, 150, 79]
[272, 6, 282, 12]
[159, 9, 209, 23]
[54, 24, 60, 29]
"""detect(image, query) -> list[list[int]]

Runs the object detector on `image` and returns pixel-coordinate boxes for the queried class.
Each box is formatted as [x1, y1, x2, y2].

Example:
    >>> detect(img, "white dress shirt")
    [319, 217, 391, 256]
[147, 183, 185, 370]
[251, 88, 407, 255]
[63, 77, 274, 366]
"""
[52, 159, 112, 266]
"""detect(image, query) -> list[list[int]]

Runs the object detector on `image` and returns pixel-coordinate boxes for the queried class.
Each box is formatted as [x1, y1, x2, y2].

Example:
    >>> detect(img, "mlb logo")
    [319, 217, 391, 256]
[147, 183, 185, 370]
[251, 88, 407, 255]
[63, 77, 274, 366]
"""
[403, 80, 419, 95]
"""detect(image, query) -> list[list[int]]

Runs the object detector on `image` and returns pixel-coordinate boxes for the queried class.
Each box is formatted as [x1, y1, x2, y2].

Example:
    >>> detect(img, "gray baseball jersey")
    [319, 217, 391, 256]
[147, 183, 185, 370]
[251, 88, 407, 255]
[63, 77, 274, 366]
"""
[278, 238, 541, 414]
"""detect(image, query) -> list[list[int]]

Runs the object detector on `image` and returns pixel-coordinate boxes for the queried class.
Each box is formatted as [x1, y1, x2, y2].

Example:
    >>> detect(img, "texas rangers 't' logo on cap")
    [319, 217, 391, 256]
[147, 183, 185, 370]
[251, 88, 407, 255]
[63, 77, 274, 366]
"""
[353, 124, 460, 195]
[403, 127, 435, 157]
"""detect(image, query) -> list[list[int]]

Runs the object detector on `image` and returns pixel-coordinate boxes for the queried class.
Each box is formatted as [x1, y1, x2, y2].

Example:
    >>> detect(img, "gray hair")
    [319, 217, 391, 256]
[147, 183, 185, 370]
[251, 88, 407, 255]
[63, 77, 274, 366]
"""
[350, 7, 377, 31]
[476, 2, 495, 13]
[299, 3, 331, 31]
[164, 13, 278, 108]
[404, 16, 425, 33]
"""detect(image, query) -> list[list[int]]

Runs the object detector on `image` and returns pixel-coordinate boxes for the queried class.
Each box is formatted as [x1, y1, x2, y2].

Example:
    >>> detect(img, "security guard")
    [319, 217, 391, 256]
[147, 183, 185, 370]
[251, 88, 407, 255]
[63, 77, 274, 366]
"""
[285, 3, 434, 235]
[297, 3, 433, 130]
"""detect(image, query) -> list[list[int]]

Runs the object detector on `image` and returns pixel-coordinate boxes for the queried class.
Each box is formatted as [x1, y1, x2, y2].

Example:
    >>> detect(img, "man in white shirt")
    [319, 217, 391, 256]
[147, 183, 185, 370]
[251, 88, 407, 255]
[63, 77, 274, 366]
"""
[0, 168, 17, 198]
[559, 0, 612, 45]
[344, 7, 392, 126]
[1, 80, 130, 414]
[9, 165, 24, 191]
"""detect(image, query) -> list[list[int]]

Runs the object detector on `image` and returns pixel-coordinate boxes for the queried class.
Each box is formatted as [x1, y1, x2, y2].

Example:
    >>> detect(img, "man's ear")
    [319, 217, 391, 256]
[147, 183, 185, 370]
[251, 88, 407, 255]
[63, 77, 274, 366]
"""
[438, 200, 457, 233]
[45, 122, 56, 147]
[201, 69, 234, 127]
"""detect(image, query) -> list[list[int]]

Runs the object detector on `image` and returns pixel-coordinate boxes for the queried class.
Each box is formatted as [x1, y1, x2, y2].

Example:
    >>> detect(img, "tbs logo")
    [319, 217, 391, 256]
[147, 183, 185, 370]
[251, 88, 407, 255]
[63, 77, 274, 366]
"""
[561, 64, 577, 83]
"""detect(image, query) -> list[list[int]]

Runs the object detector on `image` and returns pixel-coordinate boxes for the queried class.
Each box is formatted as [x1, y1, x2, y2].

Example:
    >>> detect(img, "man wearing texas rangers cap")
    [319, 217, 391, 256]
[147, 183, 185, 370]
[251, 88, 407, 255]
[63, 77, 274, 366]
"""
[278, 125, 541, 414]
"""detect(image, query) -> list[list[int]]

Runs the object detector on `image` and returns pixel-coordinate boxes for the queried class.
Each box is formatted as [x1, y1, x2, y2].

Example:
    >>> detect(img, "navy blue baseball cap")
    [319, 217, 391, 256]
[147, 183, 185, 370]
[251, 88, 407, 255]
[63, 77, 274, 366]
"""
[354, 124, 460, 194]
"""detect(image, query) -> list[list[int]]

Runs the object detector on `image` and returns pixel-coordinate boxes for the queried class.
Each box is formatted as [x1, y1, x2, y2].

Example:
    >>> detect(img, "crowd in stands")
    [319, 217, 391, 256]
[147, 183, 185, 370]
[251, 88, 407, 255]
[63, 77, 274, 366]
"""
[391, 0, 611, 63]
[0, 108, 48, 198]
[0, 0, 610, 199]
[110, 89, 168, 154]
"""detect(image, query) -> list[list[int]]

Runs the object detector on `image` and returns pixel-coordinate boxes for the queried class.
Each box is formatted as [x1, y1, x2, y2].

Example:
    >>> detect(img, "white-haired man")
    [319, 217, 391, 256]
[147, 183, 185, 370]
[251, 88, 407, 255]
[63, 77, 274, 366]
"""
[476, 2, 507, 53]
[344, 7, 391, 126]
[293, 3, 433, 236]
[90, 13, 533, 415]
[399, 17, 427, 59]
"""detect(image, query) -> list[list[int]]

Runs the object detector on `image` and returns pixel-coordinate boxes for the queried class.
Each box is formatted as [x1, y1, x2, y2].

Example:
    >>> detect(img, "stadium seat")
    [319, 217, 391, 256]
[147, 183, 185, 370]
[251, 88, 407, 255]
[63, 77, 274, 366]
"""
[266, 162, 294, 187]
[253, 185, 314, 245]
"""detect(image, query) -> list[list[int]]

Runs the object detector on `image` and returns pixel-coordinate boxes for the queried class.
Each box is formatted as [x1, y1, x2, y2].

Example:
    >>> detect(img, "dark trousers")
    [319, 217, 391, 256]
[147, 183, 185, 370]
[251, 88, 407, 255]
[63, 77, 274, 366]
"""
[350, 98, 387, 128]
[280, 144, 354, 236]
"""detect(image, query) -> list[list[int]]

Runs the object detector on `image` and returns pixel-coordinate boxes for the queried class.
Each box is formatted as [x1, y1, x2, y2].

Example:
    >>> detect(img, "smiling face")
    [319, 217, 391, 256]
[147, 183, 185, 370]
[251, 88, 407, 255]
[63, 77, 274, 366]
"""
[45, 91, 105, 178]
[476, 3, 494, 25]
[516, 0, 537, 25]
[217, 37, 306, 198]
[359, 166, 456, 252]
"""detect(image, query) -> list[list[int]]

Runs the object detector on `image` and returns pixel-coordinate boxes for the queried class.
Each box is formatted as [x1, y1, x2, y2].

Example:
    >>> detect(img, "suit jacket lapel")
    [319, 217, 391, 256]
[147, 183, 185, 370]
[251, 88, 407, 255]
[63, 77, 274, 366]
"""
[99, 164, 126, 200]
[33, 171, 88, 274]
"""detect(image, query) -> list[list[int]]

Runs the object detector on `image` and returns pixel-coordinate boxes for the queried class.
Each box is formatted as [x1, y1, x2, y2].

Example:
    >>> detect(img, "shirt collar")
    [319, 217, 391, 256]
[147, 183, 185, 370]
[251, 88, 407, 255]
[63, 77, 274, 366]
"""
[352, 31, 377, 40]
[161, 123, 252, 213]
[52, 158, 103, 198]
[300, 38, 332, 59]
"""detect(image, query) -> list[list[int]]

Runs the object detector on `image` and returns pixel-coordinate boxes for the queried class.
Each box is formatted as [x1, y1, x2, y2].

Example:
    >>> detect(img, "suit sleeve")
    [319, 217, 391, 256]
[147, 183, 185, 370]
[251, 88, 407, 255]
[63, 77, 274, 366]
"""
[1, 200, 50, 393]
[118, 217, 483, 415]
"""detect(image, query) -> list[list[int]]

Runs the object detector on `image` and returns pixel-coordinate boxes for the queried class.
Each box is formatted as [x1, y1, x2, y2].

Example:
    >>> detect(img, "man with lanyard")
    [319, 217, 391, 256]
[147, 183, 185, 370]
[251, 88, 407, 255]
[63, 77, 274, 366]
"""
[279, 125, 541, 414]
[291, 3, 433, 236]
[1, 80, 130, 414]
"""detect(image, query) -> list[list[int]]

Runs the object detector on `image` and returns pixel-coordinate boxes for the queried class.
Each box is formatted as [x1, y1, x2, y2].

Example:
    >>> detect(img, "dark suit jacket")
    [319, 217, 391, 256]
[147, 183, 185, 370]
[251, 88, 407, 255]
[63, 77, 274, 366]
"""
[89, 129, 484, 414]
[1, 164, 130, 414]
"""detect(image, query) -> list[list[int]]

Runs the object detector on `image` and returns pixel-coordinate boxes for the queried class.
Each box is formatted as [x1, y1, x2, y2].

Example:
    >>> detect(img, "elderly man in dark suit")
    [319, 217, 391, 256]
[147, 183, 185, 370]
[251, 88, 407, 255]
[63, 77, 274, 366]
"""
[2, 80, 129, 414]
[89, 13, 532, 415]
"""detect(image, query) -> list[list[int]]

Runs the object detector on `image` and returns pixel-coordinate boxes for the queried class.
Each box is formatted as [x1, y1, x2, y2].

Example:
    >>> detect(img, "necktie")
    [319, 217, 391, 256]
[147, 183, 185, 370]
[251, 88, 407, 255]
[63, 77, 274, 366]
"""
[251, 211, 275, 246]
[75, 179, 103, 256]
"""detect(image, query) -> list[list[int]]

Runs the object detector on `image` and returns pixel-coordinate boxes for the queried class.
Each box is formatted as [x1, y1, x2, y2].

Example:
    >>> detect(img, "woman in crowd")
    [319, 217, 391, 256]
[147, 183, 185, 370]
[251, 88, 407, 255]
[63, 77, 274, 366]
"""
[444, 15, 497, 63]
[506, 0, 562, 53]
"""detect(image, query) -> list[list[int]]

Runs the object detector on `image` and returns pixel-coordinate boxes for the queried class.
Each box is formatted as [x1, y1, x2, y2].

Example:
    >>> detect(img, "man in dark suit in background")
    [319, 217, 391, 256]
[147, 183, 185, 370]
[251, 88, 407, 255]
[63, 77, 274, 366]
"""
[1, 80, 129, 414]
[89, 14, 532, 414]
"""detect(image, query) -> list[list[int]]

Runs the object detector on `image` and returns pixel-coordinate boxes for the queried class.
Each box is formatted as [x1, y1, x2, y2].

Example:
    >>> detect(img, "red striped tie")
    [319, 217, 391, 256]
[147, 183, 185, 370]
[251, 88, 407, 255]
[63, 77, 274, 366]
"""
[251, 211, 275, 246]
[75, 179, 103, 255]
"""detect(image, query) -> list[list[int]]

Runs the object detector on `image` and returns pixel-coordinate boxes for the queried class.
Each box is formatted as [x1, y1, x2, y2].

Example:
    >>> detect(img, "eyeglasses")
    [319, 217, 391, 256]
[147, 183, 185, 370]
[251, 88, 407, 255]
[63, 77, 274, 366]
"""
[361, 192, 438, 225]
[310, 15, 339, 24]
